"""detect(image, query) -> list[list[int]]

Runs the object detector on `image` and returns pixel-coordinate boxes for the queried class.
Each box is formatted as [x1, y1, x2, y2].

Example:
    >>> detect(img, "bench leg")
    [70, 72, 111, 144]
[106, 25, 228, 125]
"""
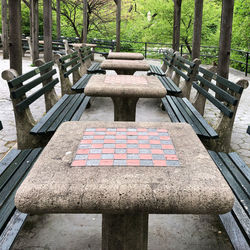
[102, 213, 148, 250]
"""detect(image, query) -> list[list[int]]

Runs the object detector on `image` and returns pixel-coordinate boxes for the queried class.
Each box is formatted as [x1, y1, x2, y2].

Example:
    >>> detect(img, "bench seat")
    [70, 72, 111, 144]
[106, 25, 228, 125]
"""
[71, 74, 93, 93]
[162, 95, 218, 139]
[158, 76, 181, 95]
[209, 151, 250, 249]
[0, 148, 43, 249]
[30, 93, 90, 135]
[87, 62, 106, 74]
[147, 65, 166, 76]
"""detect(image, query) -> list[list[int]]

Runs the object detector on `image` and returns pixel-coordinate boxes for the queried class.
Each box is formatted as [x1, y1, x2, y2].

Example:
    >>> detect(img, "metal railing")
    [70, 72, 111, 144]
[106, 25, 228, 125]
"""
[89, 38, 249, 76]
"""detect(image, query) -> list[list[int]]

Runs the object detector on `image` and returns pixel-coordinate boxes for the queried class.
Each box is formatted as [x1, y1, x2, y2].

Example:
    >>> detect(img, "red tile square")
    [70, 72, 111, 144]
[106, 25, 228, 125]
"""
[165, 155, 178, 161]
[151, 149, 163, 154]
[84, 131, 94, 135]
[153, 160, 167, 166]
[76, 149, 89, 154]
[88, 154, 101, 159]
[127, 131, 137, 135]
[81, 139, 92, 144]
[139, 144, 150, 149]
[150, 140, 161, 144]
[96, 128, 106, 131]
[71, 160, 86, 166]
[100, 159, 114, 166]
[117, 128, 127, 131]
[114, 154, 127, 159]
[127, 159, 140, 166]
[138, 135, 148, 140]
[162, 144, 174, 149]
[106, 131, 116, 135]
[116, 144, 127, 148]
[160, 136, 170, 140]
[127, 148, 139, 154]
[158, 129, 168, 132]
[102, 148, 115, 153]
[91, 144, 103, 148]
[140, 154, 152, 159]
[148, 132, 158, 135]
[127, 140, 138, 144]
[104, 139, 115, 143]
[137, 128, 147, 132]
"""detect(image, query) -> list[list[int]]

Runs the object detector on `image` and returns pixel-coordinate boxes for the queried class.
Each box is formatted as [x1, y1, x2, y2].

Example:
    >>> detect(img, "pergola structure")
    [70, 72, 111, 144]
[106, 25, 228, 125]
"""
[2, 0, 233, 79]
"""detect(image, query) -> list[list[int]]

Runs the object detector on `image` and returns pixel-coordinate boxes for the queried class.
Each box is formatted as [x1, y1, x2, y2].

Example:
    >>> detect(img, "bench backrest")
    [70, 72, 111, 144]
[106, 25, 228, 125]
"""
[90, 38, 116, 51]
[193, 66, 244, 118]
[6, 61, 58, 112]
[162, 49, 174, 76]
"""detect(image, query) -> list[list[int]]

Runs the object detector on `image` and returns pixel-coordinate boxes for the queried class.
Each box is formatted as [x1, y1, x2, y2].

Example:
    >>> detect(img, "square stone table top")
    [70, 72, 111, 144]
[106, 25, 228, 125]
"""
[84, 75, 166, 98]
[15, 121, 234, 215]
[100, 59, 150, 71]
[107, 52, 144, 60]
[71, 43, 97, 48]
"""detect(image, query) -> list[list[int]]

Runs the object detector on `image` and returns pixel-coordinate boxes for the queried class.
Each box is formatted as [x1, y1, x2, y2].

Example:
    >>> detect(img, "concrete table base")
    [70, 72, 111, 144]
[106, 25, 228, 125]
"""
[112, 97, 138, 121]
[114, 69, 137, 75]
[102, 213, 148, 250]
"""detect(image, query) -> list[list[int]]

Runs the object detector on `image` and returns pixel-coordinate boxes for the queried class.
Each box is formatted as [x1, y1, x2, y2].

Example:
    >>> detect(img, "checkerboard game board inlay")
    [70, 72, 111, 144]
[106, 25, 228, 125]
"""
[71, 128, 180, 167]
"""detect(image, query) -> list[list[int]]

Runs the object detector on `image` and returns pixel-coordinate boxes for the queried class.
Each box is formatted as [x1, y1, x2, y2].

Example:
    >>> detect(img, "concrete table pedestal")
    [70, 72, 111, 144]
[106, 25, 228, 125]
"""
[85, 75, 166, 121]
[102, 213, 148, 250]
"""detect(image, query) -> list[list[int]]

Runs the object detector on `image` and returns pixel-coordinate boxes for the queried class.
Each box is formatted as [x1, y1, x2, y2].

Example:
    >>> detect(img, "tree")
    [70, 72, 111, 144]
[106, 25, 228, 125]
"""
[172, 0, 182, 51]
[56, 0, 61, 39]
[31, 0, 39, 64]
[83, 0, 87, 42]
[191, 0, 203, 59]
[217, 0, 234, 80]
[115, 0, 121, 51]
[1, 0, 9, 59]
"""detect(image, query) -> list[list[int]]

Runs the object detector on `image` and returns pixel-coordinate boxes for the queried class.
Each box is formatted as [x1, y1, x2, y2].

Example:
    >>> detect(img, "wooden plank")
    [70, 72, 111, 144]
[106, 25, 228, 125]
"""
[193, 82, 233, 118]
[16, 78, 59, 111]
[59, 51, 78, 63]
[196, 75, 237, 105]
[165, 96, 186, 123]
[0, 149, 21, 176]
[174, 60, 192, 73]
[216, 74, 243, 94]
[71, 95, 91, 121]
[11, 69, 57, 99]
[176, 55, 195, 67]
[62, 56, 79, 69]
[72, 74, 92, 92]
[182, 98, 218, 138]
[8, 61, 54, 88]
[31, 95, 75, 134]
[161, 98, 179, 122]
[0, 210, 27, 250]
[172, 66, 190, 81]
[64, 62, 81, 78]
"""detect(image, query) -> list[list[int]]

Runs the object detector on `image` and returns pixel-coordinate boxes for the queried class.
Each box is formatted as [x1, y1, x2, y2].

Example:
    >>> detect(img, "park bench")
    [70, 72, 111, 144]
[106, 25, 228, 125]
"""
[89, 38, 116, 58]
[209, 151, 250, 250]
[0, 122, 43, 249]
[55, 47, 105, 94]
[2, 61, 90, 149]
[161, 61, 248, 152]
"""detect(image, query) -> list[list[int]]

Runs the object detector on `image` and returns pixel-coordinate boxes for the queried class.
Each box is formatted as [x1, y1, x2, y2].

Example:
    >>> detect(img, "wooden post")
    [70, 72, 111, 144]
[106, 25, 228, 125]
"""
[1, 0, 9, 59]
[43, 0, 53, 62]
[83, 0, 88, 43]
[217, 0, 234, 80]
[116, 0, 121, 52]
[9, 0, 22, 74]
[172, 0, 182, 52]
[31, 0, 39, 64]
[56, 0, 61, 40]
[191, 0, 203, 60]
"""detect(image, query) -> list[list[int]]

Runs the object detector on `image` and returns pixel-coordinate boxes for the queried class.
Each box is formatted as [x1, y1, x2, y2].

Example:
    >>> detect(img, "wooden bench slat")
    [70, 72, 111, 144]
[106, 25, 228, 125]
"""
[47, 94, 86, 133]
[32, 94, 75, 134]
[64, 62, 81, 78]
[193, 82, 233, 118]
[176, 55, 195, 67]
[161, 98, 180, 122]
[11, 69, 57, 99]
[8, 61, 54, 88]
[71, 74, 92, 92]
[16, 78, 59, 111]
[0, 149, 21, 176]
[71, 96, 91, 121]
[30, 94, 69, 134]
[196, 75, 238, 105]
[0, 210, 27, 250]
[182, 98, 218, 138]
[172, 65, 190, 81]
[158, 76, 181, 94]
[174, 60, 192, 74]
[59, 51, 78, 63]
[62, 56, 79, 69]
[216, 74, 243, 94]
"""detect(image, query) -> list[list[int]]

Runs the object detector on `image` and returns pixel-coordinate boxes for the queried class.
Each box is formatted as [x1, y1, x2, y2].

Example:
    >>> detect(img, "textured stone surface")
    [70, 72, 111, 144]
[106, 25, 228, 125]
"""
[107, 52, 144, 60]
[15, 121, 234, 215]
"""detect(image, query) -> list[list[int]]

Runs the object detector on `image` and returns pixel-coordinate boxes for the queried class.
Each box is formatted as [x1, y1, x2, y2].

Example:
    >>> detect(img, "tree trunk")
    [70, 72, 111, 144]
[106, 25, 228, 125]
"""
[43, 0, 53, 62]
[116, 0, 121, 52]
[9, 0, 22, 74]
[1, 0, 9, 59]
[191, 0, 203, 60]
[83, 0, 88, 43]
[56, 0, 61, 39]
[31, 0, 39, 64]
[172, 0, 182, 51]
[217, 0, 234, 80]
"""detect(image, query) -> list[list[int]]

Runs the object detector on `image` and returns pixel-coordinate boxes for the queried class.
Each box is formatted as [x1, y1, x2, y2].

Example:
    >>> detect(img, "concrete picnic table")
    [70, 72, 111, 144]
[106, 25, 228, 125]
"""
[15, 121, 234, 250]
[84, 75, 166, 121]
[100, 59, 150, 75]
[107, 52, 144, 60]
